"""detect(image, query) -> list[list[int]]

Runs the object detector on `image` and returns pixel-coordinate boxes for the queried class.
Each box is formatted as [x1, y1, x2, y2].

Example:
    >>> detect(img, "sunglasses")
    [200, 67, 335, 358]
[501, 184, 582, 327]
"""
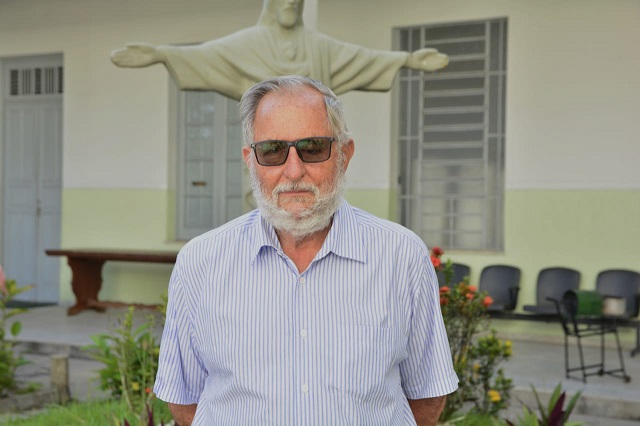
[250, 137, 335, 166]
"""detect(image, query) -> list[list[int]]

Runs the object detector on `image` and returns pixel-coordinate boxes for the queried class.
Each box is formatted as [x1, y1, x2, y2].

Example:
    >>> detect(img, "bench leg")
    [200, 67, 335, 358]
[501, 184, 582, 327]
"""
[632, 323, 640, 358]
[66, 258, 106, 315]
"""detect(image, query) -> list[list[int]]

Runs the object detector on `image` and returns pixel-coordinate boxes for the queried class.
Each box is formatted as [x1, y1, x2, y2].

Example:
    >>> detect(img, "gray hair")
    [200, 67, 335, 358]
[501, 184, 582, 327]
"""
[239, 75, 351, 147]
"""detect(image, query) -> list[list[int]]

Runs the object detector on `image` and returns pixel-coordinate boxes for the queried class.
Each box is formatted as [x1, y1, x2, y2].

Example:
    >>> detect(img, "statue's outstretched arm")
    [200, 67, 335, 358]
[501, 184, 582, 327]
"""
[110, 42, 168, 68]
[405, 48, 449, 72]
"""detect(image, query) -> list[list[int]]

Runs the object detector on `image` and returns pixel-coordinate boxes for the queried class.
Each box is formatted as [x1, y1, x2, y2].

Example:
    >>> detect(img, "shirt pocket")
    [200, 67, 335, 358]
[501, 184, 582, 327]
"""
[324, 324, 402, 400]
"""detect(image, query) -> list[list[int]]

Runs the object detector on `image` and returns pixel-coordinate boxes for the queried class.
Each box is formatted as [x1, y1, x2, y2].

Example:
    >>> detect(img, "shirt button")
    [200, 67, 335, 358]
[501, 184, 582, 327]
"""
[300, 329, 307, 337]
[299, 277, 306, 285]
[302, 384, 309, 393]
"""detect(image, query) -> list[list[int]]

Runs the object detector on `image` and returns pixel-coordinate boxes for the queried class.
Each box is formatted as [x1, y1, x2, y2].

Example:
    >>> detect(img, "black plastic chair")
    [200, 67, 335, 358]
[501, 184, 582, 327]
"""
[595, 269, 640, 357]
[523, 267, 581, 316]
[478, 265, 521, 313]
[436, 262, 471, 287]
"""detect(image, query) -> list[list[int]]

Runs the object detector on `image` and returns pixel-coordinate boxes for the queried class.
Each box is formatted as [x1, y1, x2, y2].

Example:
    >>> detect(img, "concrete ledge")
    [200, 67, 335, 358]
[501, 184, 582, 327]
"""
[14, 341, 96, 360]
[0, 388, 57, 414]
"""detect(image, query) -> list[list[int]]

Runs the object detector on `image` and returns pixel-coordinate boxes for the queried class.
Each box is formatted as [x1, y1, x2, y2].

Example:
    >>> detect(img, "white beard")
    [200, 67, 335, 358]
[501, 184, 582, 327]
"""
[249, 155, 346, 241]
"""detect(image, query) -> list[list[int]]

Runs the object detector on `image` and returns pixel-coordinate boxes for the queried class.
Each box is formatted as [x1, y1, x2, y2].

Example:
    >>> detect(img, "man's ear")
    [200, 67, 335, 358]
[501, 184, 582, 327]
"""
[242, 145, 252, 166]
[341, 139, 355, 171]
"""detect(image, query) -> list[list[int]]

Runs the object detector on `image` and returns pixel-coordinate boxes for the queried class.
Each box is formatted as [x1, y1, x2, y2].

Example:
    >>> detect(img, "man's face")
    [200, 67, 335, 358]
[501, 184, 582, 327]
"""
[242, 87, 354, 236]
[274, 0, 302, 28]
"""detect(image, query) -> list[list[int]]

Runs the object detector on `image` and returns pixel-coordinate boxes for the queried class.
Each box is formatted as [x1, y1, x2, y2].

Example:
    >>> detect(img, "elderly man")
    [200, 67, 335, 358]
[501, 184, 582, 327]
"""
[111, 0, 448, 100]
[153, 75, 458, 425]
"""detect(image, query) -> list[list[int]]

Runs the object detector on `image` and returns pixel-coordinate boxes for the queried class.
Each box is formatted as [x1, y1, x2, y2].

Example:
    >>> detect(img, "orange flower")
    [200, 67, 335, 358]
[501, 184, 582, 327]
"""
[467, 285, 477, 293]
[439, 286, 450, 294]
[145, 387, 152, 394]
[483, 296, 494, 307]
[466, 293, 474, 300]
[430, 256, 442, 268]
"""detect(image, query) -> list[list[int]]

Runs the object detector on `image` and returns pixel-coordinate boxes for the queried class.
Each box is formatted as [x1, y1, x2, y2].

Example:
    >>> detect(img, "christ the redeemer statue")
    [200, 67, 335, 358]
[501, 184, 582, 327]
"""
[111, 0, 448, 100]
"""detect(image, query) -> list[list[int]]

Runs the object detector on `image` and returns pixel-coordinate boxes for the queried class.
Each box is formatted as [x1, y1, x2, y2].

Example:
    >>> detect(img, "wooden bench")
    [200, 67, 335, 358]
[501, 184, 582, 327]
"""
[45, 249, 178, 316]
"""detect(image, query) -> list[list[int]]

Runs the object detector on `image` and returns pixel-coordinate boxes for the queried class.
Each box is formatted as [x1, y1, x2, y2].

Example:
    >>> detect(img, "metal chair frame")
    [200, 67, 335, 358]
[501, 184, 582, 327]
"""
[553, 298, 631, 383]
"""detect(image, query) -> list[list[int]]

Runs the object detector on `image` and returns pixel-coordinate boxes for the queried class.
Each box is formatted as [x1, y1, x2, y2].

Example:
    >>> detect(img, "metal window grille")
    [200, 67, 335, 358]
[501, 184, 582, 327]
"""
[396, 18, 507, 251]
[7, 66, 63, 97]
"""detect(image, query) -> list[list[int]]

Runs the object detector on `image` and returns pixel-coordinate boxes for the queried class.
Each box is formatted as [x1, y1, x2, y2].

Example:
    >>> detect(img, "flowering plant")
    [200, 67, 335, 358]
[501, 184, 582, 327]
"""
[431, 247, 512, 420]
[0, 265, 35, 397]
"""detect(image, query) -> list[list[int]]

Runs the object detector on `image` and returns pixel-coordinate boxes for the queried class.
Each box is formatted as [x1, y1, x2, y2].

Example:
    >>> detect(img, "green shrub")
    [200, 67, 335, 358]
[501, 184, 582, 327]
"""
[84, 307, 160, 424]
[0, 268, 37, 397]
[509, 383, 582, 426]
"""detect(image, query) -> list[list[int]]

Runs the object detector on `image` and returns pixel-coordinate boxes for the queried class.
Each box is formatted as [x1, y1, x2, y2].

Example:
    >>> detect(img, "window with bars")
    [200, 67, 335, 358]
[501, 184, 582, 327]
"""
[396, 18, 507, 251]
[8, 66, 63, 97]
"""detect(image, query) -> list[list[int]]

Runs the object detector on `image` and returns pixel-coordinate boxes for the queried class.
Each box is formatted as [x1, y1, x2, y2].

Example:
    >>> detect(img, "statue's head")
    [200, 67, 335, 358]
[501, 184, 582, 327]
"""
[258, 0, 304, 29]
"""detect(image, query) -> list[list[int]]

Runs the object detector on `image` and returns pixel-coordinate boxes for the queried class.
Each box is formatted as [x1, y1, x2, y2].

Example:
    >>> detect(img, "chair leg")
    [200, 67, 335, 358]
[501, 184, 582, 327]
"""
[600, 326, 606, 376]
[632, 323, 640, 358]
[576, 335, 587, 383]
[564, 334, 570, 379]
[613, 327, 631, 383]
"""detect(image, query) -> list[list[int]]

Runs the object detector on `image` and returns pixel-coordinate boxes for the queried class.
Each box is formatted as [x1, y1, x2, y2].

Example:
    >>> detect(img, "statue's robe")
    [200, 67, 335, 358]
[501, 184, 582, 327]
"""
[162, 25, 410, 100]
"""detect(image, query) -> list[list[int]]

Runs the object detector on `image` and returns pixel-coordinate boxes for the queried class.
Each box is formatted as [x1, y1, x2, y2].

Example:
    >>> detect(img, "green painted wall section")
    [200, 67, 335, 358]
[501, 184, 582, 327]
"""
[449, 190, 640, 310]
[58, 188, 639, 311]
[344, 188, 395, 219]
[59, 189, 183, 305]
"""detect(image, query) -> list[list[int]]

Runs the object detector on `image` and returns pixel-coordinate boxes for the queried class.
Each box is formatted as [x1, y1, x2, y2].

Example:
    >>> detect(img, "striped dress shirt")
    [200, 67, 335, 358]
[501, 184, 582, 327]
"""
[154, 200, 458, 425]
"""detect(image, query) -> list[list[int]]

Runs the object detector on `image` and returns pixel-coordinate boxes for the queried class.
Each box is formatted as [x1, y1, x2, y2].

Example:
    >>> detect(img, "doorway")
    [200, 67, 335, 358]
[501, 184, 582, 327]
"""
[2, 54, 63, 302]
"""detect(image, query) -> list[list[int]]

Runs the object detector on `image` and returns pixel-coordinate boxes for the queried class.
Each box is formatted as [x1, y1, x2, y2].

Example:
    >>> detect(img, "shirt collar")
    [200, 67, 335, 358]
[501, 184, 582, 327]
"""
[249, 200, 367, 264]
[319, 200, 367, 263]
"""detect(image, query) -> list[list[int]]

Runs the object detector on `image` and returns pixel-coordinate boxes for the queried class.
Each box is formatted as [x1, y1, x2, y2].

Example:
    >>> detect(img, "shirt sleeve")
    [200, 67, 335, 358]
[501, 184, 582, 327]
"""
[153, 257, 207, 404]
[399, 250, 459, 399]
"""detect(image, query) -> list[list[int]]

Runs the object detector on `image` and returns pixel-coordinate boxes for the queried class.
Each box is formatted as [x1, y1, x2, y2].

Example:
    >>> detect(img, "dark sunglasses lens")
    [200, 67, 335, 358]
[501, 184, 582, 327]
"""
[256, 141, 288, 165]
[297, 138, 332, 162]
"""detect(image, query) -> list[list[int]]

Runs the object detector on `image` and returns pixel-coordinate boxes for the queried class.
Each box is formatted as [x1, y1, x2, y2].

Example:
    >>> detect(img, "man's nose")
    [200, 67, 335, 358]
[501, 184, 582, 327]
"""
[283, 146, 305, 179]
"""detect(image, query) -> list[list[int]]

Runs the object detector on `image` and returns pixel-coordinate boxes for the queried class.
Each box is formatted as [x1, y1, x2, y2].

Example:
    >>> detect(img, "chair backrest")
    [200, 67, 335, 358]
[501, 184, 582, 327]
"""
[535, 267, 581, 307]
[595, 269, 640, 318]
[436, 262, 471, 287]
[479, 264, 521, 311]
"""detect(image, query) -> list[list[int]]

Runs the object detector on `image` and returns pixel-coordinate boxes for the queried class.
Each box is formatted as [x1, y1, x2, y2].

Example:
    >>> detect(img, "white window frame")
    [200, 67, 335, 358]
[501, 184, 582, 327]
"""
[395, 18, 507, 251]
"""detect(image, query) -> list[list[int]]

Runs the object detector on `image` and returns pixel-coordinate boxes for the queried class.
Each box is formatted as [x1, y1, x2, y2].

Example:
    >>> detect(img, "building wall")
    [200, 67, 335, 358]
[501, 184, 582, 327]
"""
[0, 0, 638, 308]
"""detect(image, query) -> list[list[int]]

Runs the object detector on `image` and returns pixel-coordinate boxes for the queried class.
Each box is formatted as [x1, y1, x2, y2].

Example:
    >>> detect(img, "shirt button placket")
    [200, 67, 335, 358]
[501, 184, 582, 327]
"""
[296, 274, 310, 419]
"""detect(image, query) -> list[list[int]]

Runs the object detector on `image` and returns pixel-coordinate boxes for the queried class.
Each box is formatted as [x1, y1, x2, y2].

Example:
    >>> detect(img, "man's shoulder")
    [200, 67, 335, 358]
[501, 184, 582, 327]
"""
[346, 204, 427, 249]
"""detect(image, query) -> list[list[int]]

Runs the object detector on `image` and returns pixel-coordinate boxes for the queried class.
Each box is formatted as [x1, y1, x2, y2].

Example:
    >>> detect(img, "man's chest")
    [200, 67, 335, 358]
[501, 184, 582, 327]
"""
[190, 255, 413, 387]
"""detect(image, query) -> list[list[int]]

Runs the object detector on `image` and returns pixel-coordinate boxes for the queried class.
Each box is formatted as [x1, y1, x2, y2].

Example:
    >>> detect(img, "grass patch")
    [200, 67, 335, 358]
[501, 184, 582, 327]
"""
[1, 398, 172, 426]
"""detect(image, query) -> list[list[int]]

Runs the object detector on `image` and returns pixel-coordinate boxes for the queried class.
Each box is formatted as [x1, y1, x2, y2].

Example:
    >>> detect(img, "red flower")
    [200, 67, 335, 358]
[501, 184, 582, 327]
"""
[466, 293, 474, 300]
[145, 387, 152, 394]
[432, 247, 444, 257]
[440, 296, 448, 305]
[439, 286, 450, 294]
[483, 296, 494, 307]
[467, 285, 477, 293]
[0, 264, 6, 296]
[430, 256, 442, 268]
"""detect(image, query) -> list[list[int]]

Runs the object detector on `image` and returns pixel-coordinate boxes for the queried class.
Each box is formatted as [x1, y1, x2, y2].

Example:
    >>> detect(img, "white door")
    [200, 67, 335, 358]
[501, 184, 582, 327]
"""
[2, 55, 63, 302]
[176, 91, 244, 240]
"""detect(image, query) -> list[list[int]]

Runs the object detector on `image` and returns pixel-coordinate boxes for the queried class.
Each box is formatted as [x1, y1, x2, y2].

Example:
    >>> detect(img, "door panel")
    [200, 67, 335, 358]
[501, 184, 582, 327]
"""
[177, 91, 243, 239]
[3, 100, 62, 302]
